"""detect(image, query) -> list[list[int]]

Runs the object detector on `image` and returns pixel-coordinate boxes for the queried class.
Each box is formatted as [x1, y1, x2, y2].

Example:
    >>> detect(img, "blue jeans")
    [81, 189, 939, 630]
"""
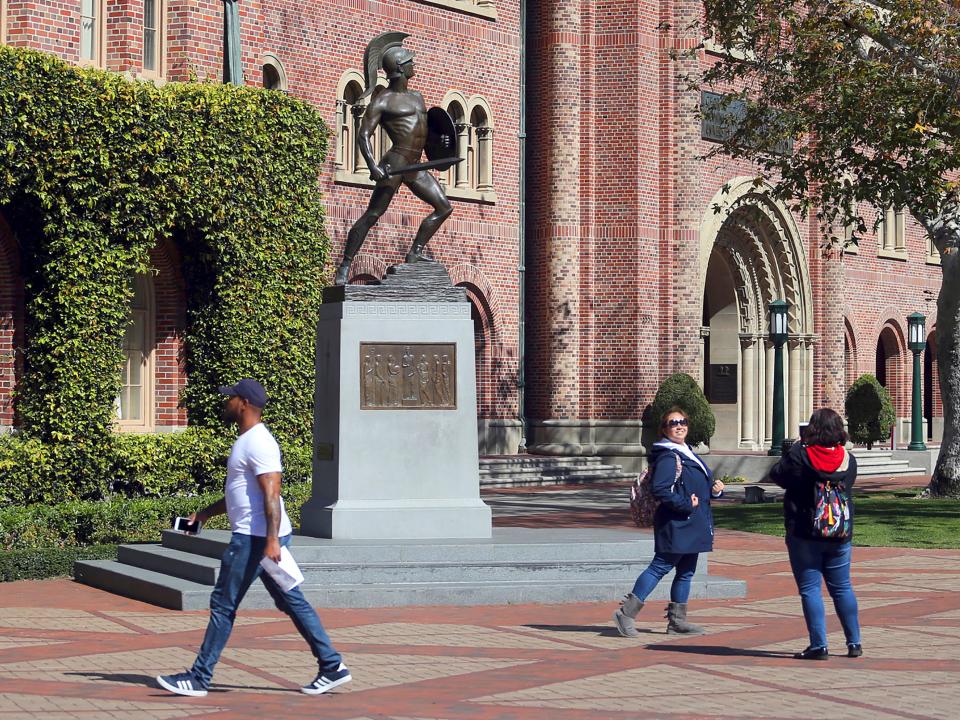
[190, 533, 341, 688]
[631, 552, 699, 603]
[786, 536, 861, 649]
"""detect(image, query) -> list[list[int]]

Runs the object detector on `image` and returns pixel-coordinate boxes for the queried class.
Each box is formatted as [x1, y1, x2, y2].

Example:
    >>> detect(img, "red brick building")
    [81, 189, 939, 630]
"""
[0, 1, 943, 460]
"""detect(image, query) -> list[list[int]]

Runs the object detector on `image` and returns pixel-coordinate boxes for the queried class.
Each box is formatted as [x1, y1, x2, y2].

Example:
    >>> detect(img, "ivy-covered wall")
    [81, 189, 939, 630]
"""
[0, 47, 329, 501]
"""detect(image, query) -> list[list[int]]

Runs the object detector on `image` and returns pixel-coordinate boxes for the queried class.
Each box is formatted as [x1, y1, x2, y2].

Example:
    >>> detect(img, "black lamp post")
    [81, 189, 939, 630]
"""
[907, 312, 927, 451]
[768, 300, 790, 456]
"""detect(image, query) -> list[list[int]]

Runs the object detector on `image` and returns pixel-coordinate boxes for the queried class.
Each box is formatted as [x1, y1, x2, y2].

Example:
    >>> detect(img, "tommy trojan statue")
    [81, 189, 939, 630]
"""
[334, 33, 461, 286]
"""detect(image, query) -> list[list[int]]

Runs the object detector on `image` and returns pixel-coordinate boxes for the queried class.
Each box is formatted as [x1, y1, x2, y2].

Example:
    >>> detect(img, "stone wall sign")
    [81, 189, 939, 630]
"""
[360, 342, 456, 409]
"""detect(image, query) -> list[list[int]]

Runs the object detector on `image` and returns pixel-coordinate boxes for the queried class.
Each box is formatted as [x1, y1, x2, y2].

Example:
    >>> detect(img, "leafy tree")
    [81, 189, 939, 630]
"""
[649, 373, 717, 447]
[845, 374, 897, 449]
[693, 0, 960, 496]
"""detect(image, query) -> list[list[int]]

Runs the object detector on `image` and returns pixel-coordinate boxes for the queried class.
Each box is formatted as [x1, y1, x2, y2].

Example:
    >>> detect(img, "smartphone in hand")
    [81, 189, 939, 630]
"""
[172, 516, 202, 534]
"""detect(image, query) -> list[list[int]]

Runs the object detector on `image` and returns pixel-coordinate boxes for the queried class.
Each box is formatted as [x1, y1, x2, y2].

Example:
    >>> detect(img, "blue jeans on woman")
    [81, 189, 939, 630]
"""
[190, 533, 341, 688]
[786, 536, 861, 649]
[631, 552, 699, 603]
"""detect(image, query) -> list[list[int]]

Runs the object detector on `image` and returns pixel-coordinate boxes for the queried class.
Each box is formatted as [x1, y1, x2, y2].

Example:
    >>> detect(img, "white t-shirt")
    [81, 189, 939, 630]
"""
[225, 423, 292, 537]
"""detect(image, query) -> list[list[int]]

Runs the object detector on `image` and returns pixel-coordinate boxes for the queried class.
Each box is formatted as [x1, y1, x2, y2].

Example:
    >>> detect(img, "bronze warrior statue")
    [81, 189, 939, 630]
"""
[334, 33, 460, 286]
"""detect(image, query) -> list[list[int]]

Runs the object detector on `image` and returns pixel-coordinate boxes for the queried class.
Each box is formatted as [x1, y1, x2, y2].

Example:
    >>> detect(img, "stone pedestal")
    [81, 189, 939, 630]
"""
[299, 263, 492, 539]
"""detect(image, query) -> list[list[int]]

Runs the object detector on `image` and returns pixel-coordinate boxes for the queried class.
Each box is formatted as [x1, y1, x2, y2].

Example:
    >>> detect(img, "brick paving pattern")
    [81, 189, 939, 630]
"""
[1, 484, 958, 719]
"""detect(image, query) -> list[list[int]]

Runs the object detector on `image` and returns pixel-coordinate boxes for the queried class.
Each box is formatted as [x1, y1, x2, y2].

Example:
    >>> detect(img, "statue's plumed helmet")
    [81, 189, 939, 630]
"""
[382, 45, 414, 79]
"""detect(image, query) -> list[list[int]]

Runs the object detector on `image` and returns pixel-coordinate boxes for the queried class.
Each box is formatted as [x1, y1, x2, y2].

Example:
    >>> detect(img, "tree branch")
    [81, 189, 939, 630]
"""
[840, 15, 960, 90]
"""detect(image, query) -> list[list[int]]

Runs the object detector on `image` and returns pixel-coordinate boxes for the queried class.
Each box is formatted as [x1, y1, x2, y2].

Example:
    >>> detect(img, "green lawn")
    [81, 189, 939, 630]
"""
[712, 490, 960, 549]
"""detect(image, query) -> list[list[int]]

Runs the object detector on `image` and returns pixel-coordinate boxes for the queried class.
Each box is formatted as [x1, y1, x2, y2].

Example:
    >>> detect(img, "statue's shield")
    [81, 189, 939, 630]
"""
[425, 107, 458, 161]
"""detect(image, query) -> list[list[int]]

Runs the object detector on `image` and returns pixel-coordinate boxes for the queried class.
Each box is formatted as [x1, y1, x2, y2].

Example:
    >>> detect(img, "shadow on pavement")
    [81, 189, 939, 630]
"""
[646, 645, 794, 658]
[522, 623, 652, 638]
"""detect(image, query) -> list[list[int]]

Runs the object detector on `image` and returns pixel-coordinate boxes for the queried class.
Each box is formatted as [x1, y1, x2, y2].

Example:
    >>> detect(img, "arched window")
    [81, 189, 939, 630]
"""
[470, 104, 493, 191]
[335, 71, 386, 183]
[446, 100, 468, 189]
[439, 93, 497, 202]
[117, 274, 154, 430]
[262, 53, 287, 92]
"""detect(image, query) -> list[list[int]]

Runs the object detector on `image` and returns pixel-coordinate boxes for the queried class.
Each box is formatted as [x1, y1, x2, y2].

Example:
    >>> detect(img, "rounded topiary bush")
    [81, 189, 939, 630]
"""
[649, 373, 716, 447]
[845, 373, 896, 448]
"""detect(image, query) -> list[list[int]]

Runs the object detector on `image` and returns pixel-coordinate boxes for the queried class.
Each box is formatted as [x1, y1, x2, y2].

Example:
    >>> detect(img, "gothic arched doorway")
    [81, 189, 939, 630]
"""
[700, 181, 815, 450]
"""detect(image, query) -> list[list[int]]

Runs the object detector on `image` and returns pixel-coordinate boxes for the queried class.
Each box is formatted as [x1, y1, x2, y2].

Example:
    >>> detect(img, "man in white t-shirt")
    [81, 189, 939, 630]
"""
[156, 379, 351, 697]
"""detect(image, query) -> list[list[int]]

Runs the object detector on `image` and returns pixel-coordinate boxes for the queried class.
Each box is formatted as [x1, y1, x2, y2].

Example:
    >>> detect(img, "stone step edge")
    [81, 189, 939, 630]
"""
[75, 559, 746, 610]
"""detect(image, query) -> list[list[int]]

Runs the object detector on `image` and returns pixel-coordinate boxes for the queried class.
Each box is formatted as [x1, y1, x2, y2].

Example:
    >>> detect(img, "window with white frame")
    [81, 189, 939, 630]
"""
[928, 235, 941, 265]
[262, 53, 287, 91]
[117, 274, 154, 429]
[470, 103, 493, 191]
[412, 0, 496, 20]
[439, 93, 496, 202]
[877, 205, 906, 257]
[142, 0, 165, 77]
[80, 0, 105, 67]
[335, 71, 388, 183]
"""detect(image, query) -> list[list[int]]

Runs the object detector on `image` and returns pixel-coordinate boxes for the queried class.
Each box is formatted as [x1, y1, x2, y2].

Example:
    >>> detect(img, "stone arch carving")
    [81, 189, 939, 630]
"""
[699, 177, 815, 450]
[700, 176, 813, 334]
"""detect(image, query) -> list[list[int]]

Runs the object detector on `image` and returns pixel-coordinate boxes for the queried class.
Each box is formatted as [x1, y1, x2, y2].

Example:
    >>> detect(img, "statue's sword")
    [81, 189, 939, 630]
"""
[382, 157, 463, 177]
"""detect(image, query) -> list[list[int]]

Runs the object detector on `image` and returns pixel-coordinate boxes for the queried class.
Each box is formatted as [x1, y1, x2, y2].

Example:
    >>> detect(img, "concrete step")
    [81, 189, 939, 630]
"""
[74, 560, 745, 611]
[159, 529, 659, 564]
[480, 464, 627, 477]
[479, 455, 633, 488]
[75, 527, 746, 610]
[856, 463, 924, 477]
[480, 456, 605, 468]
[117, 544, 221, 585]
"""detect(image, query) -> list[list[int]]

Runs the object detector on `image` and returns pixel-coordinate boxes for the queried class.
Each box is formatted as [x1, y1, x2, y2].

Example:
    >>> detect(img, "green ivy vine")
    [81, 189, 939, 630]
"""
[0, 46, 329, 499]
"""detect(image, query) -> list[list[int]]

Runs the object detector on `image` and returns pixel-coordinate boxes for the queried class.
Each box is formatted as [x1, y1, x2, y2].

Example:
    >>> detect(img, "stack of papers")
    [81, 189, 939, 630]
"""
[259, 546, 305, 592]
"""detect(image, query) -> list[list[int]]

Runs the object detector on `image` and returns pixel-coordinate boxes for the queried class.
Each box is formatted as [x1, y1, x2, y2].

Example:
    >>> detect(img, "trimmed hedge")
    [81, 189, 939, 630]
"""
[0, 482, 314, 552]
[649, 372, 717, 447]
[0, 545, 118, 582]
[0, 45, 329, 500]
[0, 428, 312, 506]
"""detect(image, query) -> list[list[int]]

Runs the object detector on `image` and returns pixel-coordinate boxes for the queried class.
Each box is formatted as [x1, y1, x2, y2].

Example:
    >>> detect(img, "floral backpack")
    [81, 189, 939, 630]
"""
[630, 453, 682, 527]
[812, 479, 851, 539]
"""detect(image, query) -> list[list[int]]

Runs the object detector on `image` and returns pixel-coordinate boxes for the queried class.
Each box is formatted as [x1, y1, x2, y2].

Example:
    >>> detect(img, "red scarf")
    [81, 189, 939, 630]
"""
[805, 445, 845, 473]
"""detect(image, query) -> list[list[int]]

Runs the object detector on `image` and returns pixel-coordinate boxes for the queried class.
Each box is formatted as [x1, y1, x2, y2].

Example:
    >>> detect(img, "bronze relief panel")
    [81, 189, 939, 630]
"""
[360, 342, 456, 409]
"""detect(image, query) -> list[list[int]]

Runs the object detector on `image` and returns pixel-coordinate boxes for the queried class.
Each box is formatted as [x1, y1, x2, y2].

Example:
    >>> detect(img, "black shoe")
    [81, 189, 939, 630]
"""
[794, 646, 828, 660]
[847, 643, 863, 658]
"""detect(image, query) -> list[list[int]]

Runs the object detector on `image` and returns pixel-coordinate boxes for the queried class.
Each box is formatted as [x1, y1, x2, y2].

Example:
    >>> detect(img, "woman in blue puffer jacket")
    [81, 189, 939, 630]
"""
[614, 406, 725, 637]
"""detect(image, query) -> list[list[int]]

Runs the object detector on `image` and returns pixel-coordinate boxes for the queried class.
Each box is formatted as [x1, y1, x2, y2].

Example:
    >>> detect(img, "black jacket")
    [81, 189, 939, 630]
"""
[769, 441, 857, 543]
[650, 442, 717, 555]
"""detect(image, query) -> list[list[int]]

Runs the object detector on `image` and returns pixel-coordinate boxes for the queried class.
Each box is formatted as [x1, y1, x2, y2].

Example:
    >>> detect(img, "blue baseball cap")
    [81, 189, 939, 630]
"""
[218, 378, 268, 408]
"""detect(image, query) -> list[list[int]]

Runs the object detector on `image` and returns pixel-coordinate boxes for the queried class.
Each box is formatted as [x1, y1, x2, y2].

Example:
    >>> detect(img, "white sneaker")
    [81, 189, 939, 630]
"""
[156, 671, 208, 697]
[301, 662, 352, 695]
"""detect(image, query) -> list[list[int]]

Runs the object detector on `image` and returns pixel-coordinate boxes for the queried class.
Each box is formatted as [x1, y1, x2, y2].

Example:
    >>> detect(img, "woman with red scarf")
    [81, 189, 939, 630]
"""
[769, 408, 862, 660]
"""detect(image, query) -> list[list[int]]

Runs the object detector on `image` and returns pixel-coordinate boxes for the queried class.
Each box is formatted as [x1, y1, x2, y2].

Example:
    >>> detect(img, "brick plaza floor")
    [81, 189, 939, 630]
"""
[1, 482, 958, 719]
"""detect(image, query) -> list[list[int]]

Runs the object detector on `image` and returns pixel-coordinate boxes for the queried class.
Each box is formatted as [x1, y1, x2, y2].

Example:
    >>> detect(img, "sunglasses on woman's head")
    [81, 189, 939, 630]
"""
[667, 418, 689, 427]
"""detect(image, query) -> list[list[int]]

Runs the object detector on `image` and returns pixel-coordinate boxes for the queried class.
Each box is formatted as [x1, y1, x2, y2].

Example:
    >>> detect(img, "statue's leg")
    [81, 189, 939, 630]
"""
[335, 180, 399, 284]
[404, 172, 453, 263]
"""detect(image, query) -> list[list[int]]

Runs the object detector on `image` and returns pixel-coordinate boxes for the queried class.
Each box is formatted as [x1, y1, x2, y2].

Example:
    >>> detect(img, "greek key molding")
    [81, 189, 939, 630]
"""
[341, 302, 470, 319]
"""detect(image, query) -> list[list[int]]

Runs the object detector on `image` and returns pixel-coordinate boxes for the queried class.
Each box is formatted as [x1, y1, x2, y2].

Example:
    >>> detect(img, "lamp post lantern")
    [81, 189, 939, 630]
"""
[907, 312, 927, 451]
[768, 300, 790, 456]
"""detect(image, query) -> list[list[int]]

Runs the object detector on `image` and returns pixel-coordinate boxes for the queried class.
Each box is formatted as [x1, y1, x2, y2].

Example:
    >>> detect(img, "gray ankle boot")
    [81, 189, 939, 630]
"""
[666, 602, 705, 635]
[613, 593, 644, 637]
